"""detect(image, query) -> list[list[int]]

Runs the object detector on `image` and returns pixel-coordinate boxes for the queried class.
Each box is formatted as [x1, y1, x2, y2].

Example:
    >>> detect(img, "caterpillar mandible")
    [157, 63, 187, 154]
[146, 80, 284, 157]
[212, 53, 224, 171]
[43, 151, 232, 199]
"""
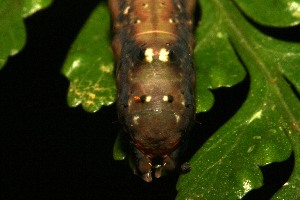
[109, 0, 196, 182]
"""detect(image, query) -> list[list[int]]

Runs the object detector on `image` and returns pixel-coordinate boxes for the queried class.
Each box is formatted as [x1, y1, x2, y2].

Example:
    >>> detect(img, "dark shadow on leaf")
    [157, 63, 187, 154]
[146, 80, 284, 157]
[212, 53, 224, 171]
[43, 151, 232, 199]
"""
[234, 4, 300, 43]
[183, 72, 250, 162]
[243, 153, 294, 200]
[252, 24, 300, 43]
[283, 76, 300, 100]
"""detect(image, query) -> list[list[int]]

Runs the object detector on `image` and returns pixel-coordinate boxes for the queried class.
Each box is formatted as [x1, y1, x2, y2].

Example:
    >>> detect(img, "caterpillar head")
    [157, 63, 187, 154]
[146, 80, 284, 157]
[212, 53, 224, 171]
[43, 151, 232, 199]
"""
[117, 58, 195, 181]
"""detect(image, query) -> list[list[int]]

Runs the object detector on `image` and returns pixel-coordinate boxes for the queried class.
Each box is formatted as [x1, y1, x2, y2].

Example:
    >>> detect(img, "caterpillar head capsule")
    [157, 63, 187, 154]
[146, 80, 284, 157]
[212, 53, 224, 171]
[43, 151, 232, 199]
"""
[125, 97, 194, 182]
[117, 52, 195, 181]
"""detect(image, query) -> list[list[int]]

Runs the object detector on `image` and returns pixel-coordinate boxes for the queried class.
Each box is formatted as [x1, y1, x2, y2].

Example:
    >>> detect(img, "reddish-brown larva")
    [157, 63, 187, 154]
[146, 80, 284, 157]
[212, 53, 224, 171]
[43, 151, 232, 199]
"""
[109, 0, 196, 182]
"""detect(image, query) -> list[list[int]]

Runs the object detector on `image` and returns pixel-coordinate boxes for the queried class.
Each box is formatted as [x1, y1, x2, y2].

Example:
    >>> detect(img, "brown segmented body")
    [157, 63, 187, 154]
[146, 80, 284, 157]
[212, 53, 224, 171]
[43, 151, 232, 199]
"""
[109, 0, 196, 182]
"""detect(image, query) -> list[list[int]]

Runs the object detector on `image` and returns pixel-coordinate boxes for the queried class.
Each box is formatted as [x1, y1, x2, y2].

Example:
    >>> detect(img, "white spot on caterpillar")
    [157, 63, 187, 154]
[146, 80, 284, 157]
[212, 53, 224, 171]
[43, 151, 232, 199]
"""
[123, 6, 130, 15]
[163, 95, 173, 102]
[169, 18, 174, 23]
[177, 4, 182, 11]
[142, 3, 148, 8]
[159, 48, 169, 62]
[163, 95, 168, 102]
[135, 19, 141, 24]
[133, 115, 140, 125]
[145, 96, 152, 102]
[145, 48, 154, 63]
[175, 114, 180, 123]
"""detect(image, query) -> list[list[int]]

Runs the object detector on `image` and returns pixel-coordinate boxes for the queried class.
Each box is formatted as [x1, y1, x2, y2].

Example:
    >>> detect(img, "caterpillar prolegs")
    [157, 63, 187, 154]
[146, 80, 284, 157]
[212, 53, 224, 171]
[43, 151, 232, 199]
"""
[109, 0, 196, 182]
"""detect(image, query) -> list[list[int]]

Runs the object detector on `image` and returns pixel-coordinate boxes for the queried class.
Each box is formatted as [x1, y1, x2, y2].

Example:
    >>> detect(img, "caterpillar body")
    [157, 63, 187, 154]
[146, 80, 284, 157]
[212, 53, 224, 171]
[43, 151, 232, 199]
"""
[109, 0, 196, 182]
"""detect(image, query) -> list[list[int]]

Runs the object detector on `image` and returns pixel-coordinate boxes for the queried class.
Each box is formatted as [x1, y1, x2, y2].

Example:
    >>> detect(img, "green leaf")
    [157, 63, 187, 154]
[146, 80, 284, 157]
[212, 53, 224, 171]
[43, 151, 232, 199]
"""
[22, 0, 52, 17]
[62, 3, 116, 112]
[0, 0, 52, 69]
[235, 0, 300, 27]
[177, 0, 300, 199]
[113, 130, 127, 161]
[194, 0, 246, 112]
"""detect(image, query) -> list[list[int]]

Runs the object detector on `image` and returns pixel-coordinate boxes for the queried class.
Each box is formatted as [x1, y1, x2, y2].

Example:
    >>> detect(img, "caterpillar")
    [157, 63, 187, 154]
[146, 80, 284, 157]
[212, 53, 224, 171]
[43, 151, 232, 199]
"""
[109, 0, 196, 182]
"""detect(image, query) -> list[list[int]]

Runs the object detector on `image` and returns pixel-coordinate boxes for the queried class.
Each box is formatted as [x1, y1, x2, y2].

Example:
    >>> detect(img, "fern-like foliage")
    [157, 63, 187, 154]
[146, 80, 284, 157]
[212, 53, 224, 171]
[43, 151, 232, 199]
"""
[1, 0, 299, 199]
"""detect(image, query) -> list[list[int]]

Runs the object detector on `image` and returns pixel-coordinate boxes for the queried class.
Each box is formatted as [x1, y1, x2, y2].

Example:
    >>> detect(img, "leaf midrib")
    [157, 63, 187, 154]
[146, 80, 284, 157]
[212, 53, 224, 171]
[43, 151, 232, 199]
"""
[213, 0, 300, 133]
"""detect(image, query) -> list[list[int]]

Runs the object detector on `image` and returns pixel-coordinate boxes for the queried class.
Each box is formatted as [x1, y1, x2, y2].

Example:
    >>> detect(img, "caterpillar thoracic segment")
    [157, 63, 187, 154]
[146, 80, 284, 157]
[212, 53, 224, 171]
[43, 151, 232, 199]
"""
[109, 0, 196, 182]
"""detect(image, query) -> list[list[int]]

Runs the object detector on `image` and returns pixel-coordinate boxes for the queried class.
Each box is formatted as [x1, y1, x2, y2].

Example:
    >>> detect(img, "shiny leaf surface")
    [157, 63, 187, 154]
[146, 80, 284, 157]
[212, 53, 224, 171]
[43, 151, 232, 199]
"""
[62, 4, 115, 112]
[22, 0, 52, 17]
[0, 0, 52, 69]
[235, 0, 300, 27]
[177, 0, 300, 199]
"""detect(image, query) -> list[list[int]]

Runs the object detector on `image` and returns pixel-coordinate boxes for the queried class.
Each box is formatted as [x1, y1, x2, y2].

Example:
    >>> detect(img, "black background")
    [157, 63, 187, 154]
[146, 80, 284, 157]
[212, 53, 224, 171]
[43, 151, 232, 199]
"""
[1, 0, 298, 199]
